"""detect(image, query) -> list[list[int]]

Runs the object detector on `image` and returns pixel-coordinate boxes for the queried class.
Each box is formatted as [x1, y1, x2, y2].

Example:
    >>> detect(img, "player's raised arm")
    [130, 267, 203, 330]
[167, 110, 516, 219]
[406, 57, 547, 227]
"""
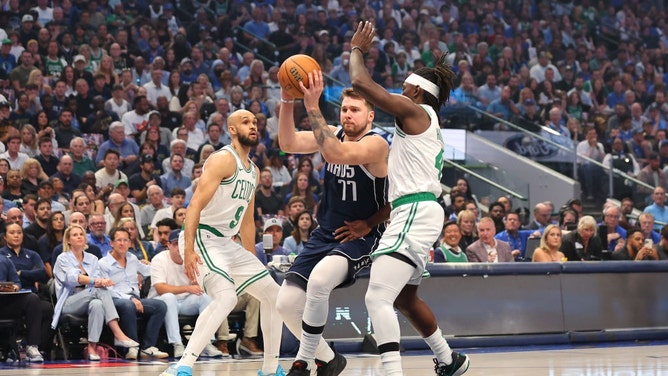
[349, 21, 430, 135]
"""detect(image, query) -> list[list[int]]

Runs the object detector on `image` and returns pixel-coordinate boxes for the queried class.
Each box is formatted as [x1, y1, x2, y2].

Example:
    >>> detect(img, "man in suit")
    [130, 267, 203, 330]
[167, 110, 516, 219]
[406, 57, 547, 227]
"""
[524, 202, 552, 231]
[465, 217, 514, 262]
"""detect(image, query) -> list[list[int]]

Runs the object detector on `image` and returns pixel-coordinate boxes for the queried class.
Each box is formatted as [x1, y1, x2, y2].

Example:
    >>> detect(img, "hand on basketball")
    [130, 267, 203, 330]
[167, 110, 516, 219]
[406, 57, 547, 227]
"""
[351, 21, 376, 53]
[299, 70, 323, 108]
[184, 249, 203, 284]
[335, 219, 371, 242]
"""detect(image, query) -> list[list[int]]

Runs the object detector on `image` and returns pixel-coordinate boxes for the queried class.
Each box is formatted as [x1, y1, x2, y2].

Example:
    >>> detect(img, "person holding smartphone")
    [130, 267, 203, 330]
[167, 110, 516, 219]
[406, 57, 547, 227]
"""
[611, 228, 661, 261]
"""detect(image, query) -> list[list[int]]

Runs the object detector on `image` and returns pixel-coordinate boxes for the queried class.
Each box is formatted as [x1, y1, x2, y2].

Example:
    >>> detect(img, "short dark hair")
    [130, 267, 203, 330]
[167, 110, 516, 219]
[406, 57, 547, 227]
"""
[36, 197, 52, 210]
[104, 149, 120, 159]
[156, 217, 178, 230]
[170, 188, 186, 197]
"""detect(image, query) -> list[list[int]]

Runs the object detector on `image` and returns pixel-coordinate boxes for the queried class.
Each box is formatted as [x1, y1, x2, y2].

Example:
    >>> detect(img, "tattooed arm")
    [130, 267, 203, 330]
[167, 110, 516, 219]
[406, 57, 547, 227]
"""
[300, 71, 388, 166]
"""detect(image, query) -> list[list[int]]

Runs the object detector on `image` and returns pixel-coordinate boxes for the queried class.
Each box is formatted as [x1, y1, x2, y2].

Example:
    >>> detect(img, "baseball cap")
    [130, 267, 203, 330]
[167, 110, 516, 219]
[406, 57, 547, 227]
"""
[163, 3, 174, 10]
[139, 154, 154, 164]
[318, 30, 329, 37]
[22, 14, 33, 23]
[632, 128, 644, 135]
[263, 218, 283, 232]
[73, 55, 86, 63]
[1, 39, 11, 45]
[524, 98, 536, 105]
[148, 110, 161, 119]
[114, 179, 129, 188]
[180, 57, 192, 65]
[169, 229, 180, 243]
[39, 180, 53, 188]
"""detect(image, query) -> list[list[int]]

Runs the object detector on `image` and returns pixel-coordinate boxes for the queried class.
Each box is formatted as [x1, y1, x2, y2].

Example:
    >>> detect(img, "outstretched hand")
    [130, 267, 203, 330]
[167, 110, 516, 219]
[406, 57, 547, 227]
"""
[350, 21, 376, 53]
[299, 70, 324, 109]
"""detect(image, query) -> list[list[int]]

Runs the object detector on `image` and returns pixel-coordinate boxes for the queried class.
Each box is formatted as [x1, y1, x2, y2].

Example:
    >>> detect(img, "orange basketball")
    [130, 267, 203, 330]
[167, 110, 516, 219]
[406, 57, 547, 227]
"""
[278, 54, 321, 99]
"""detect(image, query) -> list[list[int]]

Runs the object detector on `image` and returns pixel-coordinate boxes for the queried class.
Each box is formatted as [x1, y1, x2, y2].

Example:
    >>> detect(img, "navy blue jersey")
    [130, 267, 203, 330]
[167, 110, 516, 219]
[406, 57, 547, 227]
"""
[316, 129, 388, 236]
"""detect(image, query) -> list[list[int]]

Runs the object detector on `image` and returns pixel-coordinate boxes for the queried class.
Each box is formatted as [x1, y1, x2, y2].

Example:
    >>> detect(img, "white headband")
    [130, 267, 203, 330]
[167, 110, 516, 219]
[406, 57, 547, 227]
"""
[405, 73, 439, 98]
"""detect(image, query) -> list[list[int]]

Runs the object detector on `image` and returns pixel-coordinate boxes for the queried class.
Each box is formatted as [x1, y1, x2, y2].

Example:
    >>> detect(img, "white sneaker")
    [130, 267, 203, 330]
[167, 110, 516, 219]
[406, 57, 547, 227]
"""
[140, 346, 169, 359]
[26, 346, 43, 362]
[173, 343, 185, 358]
[125, 347, 139, 360]
[199, 343, 223, 358]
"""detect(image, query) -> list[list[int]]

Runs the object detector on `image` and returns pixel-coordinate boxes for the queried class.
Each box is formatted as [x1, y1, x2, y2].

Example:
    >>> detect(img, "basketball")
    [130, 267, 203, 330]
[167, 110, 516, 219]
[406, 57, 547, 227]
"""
[278, 54, 321, 99]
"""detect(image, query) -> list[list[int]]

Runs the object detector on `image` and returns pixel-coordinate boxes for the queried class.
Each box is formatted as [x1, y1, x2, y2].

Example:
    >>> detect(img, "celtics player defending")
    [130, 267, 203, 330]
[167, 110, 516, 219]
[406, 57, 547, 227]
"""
[277, 76, 389, 376]
[161, 110, 284, 376]
[350, 21, 470, 376]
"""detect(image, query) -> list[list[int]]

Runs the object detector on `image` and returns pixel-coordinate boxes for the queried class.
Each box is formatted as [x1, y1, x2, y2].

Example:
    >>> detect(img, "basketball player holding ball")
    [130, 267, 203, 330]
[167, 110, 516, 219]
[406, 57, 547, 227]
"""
[277, 62, 390, 375]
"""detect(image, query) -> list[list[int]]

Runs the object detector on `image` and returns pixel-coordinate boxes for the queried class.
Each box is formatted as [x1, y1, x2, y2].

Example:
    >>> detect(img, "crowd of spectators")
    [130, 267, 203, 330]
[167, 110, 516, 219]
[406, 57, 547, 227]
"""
[0, 0, 668, 363]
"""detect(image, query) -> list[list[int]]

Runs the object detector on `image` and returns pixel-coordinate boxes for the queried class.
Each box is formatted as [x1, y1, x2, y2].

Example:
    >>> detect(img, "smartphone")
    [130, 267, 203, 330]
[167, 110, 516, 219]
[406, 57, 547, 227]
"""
[644, 239, 653, 248]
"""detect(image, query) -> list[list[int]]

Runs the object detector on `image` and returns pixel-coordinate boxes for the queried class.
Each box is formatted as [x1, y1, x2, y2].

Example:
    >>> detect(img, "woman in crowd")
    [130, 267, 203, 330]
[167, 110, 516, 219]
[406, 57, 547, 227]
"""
[457, 209, 479, 251]
[290, 157, 321, 195]
[52, 225, 139, 361]
[78, 182, 105, 215]
[21, 158, 48, 195]
[37, 211, 66, 278]
[560, 215, 603, 261]
[19, 124, 38, 157]
[118, 217, 155, 262]
[0, 158, 9, 191]
[283, 210, 316, 255]
[199, 144, 215, 163]
[284, 172, 320, 216]
[172, 207, 187, 228]
[532, 224, 566, 262]
[61, 65, 77, 96]
[33, 110, 59, 148]
[267, 153, 292, 194]
[95, 55, 118, 88]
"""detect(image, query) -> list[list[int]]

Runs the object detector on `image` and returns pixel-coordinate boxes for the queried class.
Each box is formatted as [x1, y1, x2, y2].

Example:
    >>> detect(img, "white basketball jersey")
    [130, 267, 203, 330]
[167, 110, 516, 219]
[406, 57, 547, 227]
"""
[388, 104, 444, 202]
[199, 145, 258, 236]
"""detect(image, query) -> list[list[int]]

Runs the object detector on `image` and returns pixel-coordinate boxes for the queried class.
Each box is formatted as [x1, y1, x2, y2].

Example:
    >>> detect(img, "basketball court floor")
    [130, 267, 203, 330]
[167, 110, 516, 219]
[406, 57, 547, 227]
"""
[0, 341, 666, 375]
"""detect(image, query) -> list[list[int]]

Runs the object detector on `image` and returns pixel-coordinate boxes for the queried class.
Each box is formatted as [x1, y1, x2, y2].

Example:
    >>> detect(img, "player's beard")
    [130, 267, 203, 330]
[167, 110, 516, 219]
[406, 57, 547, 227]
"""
[238, 133, 260, 147]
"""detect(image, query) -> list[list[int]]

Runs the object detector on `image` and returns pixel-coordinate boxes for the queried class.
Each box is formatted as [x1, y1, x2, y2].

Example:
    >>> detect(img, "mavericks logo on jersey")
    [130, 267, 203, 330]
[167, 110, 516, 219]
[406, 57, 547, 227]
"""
[327, 163, 355, 178]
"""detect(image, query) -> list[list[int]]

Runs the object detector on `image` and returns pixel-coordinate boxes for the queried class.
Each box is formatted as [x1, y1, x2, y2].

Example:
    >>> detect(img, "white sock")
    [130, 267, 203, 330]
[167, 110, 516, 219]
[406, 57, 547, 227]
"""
[424, 328, 452, 364]
[380, 350, 403, 376]
[246, 276, 282, 374]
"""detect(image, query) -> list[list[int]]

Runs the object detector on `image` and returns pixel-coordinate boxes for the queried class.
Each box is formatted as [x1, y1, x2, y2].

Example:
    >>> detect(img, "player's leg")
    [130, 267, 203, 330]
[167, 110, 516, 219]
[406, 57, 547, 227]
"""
[365, 254, 415, 376]
[236, 252, 283, 375]
[296, 255, 348, 362]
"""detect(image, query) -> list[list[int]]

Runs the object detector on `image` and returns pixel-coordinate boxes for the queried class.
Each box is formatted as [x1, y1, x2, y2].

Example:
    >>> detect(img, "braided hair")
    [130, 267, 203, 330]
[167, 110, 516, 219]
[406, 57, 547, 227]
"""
[412, 53, 455, 113]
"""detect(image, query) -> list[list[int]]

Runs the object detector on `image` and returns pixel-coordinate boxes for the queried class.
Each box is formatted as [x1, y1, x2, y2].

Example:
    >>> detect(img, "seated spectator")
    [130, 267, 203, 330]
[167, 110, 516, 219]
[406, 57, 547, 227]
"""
[94, 121, 139, 168]
[488, 201, 506, 234]
[173, 207, 187, 228]
[457, 209, 479, 250]
[0, 222, 52, 354]
[255, 168, 284, 219]
[52, 225, 139, 361]
[150, 188, 186, 240]
[558, 208, 579, 231]
[652, 225, 668, 260]
[2, 169, 23, 201]
[98, 228, 168, 360]
[611, 228, 661, 261]
[643, 187, 668, 231]
[561, 215, 604, 261]
[531, 225, 566, 262]
[599, 205, 627, 253]
[495, 211, 540, 260]
[69, 137, 97, 178]
[94, 149, 128, 190]
[119, 218, 156, 262]
[283, 211, 316, 256]
[162, 139, 195, 177]
[51, 212, 103, 262]
[35, 137, 59, 177]
[638, 212, 661, 245]
[1, 135, 30, 170]
[79, 182, 106, 215]
[0, 255, 46, 362]
[283, 172, 319, 216]
[160, 154, 192, 196]
[140, 185, 167, 229]
[52, 155, 82, 196]
[153, 218, 178, 254]
[24, 198, 52, 245]
[21, 158, 48, 196]
[618, 197, 637, 230]
[37, 211, 65, 278]
[524, 202, 552, 231]
[434, 221, 468, 263]
[255, 218, 290, 265]
[148, 229, 223, 358]
[87, 213, 112, 257]
[128, 154, 161, 205]
[465, 217, 514, 263]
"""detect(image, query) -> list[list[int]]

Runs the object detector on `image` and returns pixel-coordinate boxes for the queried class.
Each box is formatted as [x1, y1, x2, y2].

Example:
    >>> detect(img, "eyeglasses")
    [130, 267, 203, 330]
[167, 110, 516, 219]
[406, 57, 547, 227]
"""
[114, 238, 130, 243]
[90, 222, 106, 226]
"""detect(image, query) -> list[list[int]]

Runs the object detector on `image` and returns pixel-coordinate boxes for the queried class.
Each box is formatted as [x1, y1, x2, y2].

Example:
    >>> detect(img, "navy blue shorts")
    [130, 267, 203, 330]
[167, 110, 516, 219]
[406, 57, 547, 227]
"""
[284, 227, 377, 291]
